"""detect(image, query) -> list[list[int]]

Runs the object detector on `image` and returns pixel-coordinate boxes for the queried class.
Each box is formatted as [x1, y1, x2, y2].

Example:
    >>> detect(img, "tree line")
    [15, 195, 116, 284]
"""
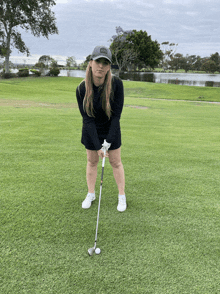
[166, 53, 220, 73]
[1, 1, 220, 75]
[109, 27, 220, 74]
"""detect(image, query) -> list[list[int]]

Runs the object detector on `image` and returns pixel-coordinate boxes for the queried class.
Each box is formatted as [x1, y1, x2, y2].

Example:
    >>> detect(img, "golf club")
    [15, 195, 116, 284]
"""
[88, 148, 106, 256]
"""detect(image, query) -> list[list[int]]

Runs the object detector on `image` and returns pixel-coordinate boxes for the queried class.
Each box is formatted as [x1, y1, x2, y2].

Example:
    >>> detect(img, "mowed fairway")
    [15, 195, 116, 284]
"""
[1, 77, 220, 293]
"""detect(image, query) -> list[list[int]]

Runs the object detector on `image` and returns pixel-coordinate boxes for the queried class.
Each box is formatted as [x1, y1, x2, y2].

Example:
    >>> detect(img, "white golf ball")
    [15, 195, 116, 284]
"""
[95, 248, 101, 254]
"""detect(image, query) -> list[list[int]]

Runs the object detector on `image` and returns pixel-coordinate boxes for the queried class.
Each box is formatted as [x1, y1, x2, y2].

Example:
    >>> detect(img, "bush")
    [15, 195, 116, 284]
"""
[17, 68, 29, 77]
[140, 68, 152, 72]
[30, 69, 41, 76]
[0, 72, 17, 79]
[49, 67, 60, 77]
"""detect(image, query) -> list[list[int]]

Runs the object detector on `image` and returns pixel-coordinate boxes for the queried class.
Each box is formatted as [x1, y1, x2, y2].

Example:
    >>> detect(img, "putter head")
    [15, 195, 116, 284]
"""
[88, 247, 95, 256]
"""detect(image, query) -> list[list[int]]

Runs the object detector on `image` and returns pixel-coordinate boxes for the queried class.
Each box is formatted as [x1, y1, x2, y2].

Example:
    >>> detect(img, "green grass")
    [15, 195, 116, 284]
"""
[1, 76, 220, 103]
[1, 77, 220, 293]
[123, 80, 220, 102]
[0, 76, 82, 103]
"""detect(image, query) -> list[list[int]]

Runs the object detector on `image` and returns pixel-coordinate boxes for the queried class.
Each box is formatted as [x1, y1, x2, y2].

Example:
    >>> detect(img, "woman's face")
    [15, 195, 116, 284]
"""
[90, 58, 111, 82]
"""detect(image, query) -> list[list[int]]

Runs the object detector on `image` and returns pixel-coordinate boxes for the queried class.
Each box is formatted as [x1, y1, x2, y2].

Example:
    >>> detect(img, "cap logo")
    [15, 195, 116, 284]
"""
[100, 48, 108, 54]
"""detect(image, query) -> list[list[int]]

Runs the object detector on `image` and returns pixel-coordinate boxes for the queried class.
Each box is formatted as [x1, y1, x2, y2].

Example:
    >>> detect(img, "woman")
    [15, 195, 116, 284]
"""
[76, 45, 126, 212]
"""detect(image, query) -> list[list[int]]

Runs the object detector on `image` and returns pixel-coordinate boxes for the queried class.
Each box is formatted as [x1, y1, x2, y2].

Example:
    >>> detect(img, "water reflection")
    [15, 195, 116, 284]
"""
[6, 69, 220, 87]
[154, 73, 220, 87]
[119, 72, 220, 87]
[62, 70, 220, 87]
[59, 69, 86, 78]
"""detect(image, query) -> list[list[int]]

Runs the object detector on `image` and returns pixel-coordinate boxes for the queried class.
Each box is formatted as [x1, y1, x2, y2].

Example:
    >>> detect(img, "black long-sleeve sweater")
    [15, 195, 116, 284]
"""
[76, 76, 124, 150]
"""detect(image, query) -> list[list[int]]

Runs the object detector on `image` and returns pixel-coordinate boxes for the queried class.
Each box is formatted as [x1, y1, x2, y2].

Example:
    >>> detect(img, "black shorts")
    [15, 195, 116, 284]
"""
[81, 129, 121, 151]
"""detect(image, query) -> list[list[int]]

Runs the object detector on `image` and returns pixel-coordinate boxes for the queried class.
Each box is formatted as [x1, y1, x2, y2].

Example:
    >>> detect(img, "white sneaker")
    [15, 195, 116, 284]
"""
[117, 195, 127, 212]
[82, 193, 95, 209]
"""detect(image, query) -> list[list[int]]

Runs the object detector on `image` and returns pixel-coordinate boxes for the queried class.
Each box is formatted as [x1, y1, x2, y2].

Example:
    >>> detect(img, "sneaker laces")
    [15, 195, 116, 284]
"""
[118, 195, 126, 205]
[86, 193, 95, 201]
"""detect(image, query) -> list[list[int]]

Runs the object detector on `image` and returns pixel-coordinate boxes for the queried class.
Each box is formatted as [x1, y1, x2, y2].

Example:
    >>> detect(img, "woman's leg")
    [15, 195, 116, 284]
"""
[86, 149, 99, 193]
[108, 148, 125, 195]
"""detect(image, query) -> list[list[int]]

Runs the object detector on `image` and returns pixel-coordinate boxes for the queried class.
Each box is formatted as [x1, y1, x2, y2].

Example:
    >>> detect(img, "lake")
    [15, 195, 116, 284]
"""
[6, 69, 220, 87]
[59, 69, 86, 78]
[59, 70, 220, 87]
[119, 72, 220, 87]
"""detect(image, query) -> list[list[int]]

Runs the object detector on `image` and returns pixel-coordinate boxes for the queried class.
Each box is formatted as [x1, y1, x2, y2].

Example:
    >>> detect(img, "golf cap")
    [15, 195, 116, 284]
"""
[91, 46, 112, 63]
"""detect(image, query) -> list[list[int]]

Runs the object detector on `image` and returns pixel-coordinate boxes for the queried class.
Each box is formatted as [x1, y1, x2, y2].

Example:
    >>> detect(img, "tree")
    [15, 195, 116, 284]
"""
[0, 23, 3, 54]
[38, 55, 53, 68]
[110, 26, 137, 72]
[201, 59, 217, 73]
[48, 58, 60, 76]
[80, 55, 91, 69]
[0, 0, 58, 73]
[181, 55, 193, 73]
[186, 55, 197, 72]
[0, 22, 5, 58]
[193, 56, 203, 71]
[168, 53, 183, 72]
[66, 56, 77, 68]
[160, 42, 178, 70]
[0, 44, 4, 58]
[110, 27, 162, 71]
[0, 60, 14, 70]
[50, 58, 58, 68]
[168, 54, 202, 73]
[34, 62, 45, 69]
[172, 54, 195, 73]
[126, 30, 162, 70]
[210, 52, 220, 72]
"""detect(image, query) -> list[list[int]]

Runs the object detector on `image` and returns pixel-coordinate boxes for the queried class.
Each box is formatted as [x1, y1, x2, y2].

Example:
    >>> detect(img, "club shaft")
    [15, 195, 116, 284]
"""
[94, 156, 105, 244]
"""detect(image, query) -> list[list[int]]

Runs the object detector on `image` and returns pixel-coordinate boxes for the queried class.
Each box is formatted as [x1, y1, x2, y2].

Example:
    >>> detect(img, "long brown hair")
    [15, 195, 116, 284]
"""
[83, 61, 112, 119]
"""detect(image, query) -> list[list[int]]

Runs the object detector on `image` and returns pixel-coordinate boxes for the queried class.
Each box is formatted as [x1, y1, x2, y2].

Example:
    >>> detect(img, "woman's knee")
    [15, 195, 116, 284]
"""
[110, 159, 122, 169]
[87, 150, 99, 167]
[109, 148, 122, 169]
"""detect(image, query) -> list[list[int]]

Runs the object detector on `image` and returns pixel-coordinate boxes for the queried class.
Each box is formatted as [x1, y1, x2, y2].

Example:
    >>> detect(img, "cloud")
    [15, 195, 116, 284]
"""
[186, 11, 199, 16]
[56, 0, 70, 3]
[84, 0, 118, 2]
[181, 25, 198, 32]
[163, 0, 192, 4]
[9, 54, 84, 65]
[8, 0, 220, 62]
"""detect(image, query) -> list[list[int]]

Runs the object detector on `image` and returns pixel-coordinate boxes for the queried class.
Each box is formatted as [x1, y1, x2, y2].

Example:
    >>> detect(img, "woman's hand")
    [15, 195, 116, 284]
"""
[97, 149, 109, 159]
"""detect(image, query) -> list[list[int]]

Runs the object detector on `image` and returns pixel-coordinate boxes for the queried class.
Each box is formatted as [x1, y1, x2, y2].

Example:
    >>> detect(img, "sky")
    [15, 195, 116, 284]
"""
[9, 0, 220, 65]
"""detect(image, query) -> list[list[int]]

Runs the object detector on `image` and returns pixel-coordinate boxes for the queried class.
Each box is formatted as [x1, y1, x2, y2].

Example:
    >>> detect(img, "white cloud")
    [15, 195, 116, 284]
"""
[181, 25, 198, 32]
[9, 0, 220, 61]
[56, 0, 70, 3]
[186, 11, 199, 16]
[10, 54, 41, 65]
[164, 8, 178, 15]
[85, 0, 117, 2]
[163, 0, 192, 5]
[9, 54, 84, 65]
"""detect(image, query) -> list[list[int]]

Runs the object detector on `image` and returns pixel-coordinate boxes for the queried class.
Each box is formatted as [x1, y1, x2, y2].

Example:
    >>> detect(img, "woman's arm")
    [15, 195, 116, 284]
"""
[76, 85, 102, 150]
[106, 78, 124, 144]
